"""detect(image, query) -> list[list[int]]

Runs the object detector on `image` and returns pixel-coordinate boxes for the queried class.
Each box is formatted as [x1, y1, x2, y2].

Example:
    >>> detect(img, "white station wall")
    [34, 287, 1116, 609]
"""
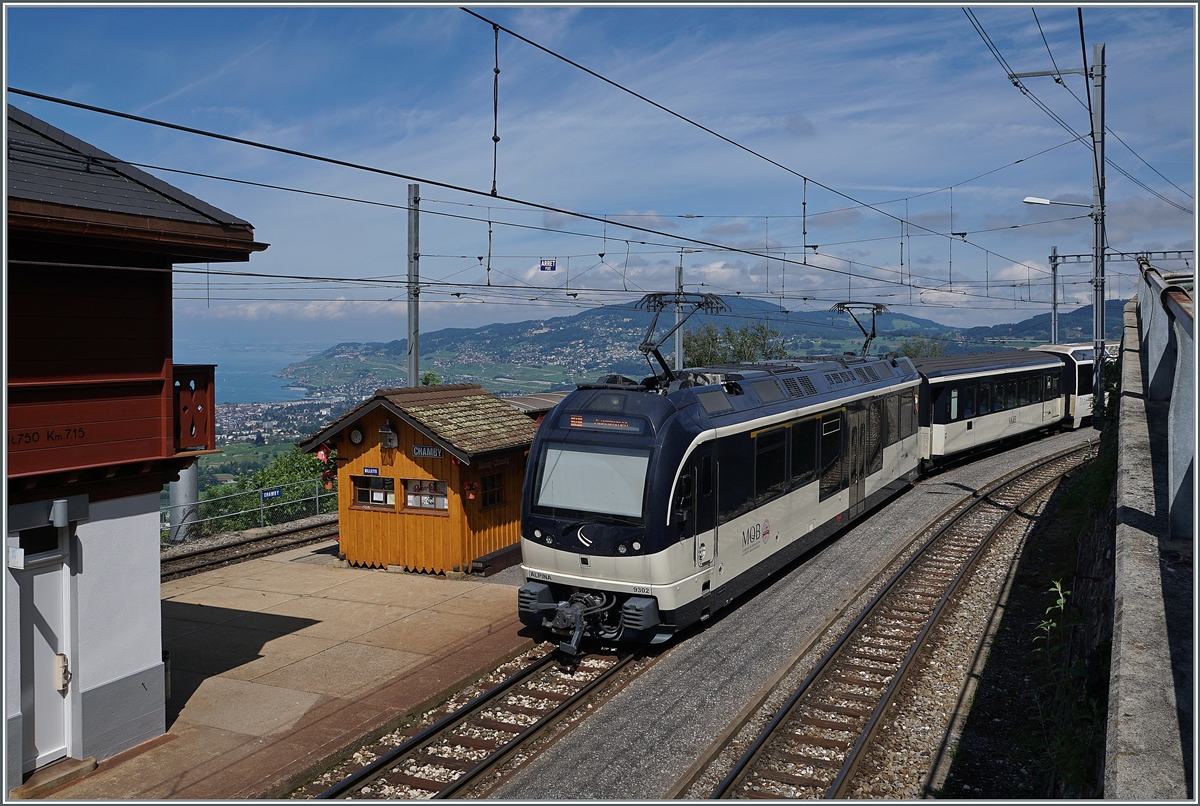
[73, 493, 162, 690]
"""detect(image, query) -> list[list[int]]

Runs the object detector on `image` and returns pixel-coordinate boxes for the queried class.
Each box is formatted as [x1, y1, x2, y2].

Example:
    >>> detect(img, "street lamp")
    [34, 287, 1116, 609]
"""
[1023, 194, 1106, 420]
[1022, 196, 1094, 209]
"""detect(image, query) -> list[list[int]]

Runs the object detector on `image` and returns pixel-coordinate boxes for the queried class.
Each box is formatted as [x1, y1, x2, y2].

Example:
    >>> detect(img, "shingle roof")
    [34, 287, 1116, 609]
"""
[300, 383, 540, 463]
[387, 385, 541, 456]
[7, 104, 251, 227]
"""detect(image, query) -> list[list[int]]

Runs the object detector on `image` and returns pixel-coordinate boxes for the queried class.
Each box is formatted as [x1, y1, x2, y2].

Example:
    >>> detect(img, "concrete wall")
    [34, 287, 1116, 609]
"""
[1136, 266, 1195, 542]
[73, 493, 165, 761]
[5, 492, 165, 794]
[1105, 299, 1189, 799]
[5, 547, 22, 793]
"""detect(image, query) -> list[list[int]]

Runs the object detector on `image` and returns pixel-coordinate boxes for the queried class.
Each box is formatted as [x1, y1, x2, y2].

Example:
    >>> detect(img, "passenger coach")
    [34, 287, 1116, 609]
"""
[1033, 342, 1118, 429]
[910, 352, 1066, 463]
[518, 356, 921, 652]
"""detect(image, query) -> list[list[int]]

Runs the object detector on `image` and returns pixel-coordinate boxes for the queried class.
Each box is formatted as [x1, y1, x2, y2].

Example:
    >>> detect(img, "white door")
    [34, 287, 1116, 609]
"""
[19, 532, 70, 772]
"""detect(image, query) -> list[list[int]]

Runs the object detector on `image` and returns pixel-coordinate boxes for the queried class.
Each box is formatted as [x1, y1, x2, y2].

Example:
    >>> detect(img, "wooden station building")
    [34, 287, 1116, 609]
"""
[5, 104, 266, 792]
[300, 384, 539, 574]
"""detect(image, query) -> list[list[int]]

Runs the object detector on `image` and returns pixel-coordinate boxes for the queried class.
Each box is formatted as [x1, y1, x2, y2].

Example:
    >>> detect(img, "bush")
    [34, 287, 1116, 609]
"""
[189, 446, 338, 535]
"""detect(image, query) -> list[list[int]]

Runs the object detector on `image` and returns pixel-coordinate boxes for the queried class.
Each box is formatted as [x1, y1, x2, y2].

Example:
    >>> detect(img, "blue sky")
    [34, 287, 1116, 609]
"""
[5, 5, 1195, 350]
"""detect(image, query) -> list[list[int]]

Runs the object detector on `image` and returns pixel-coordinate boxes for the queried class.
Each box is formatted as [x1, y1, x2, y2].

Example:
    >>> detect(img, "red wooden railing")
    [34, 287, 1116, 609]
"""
[174, 365, 216, 452]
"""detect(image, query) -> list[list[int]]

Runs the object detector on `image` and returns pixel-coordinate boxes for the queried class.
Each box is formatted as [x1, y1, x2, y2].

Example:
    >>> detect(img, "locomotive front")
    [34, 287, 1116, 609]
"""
[517, 386, 700, 653]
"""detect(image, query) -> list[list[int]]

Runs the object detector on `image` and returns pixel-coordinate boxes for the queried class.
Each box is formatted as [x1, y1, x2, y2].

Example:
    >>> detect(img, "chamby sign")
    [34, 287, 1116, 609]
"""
[413, 445, 444, 459]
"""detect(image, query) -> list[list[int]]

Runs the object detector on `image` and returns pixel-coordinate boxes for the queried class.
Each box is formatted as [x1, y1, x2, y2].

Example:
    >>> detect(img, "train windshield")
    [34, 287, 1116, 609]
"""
[533, 442, 651, 521]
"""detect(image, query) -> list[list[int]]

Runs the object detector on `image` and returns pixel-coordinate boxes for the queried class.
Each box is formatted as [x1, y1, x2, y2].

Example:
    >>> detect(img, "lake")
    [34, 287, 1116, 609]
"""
[174, 342, 327, 404]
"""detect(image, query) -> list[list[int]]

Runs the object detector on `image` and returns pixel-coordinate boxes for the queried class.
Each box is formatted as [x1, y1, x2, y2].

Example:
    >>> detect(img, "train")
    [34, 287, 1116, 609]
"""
[517, 344, 1101, 654]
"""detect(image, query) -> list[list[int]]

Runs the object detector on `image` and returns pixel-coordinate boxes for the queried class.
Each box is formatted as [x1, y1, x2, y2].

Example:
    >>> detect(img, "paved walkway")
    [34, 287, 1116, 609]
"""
[46, 541, 532, 799]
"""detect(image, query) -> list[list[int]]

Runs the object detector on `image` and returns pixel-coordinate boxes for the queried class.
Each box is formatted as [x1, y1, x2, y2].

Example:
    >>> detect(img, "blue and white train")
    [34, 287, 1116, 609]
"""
[517, 347, 1087, 653]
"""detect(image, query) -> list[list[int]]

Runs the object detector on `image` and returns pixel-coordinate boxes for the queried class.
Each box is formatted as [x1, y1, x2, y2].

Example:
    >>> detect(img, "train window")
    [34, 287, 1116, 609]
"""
[885, 395, 900, 447]
[1018, 379, 1030, 406]
[1006, 381, 1018, 409]
[1078, 364, 1093, 396]
[978, 382, 991, 415]
[900, 389, 916, 438]
[675, 470, 693, 512]
[818, 413, 844, 502]
[963, 385, 976, 419]
[1049, 374, 1060, 398]
[867, 400, 883, 475]
[718, 435, 755, 526]
[536, 444, 651, 520]
[1030, 376, 1042, 403]
[791, 418, 818, 484]
[755, 428, 787, 504]
[949, 388, 959, 421]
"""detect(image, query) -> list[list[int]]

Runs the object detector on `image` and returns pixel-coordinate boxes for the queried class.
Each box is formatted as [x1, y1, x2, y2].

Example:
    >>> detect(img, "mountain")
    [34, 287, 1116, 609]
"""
[278, 297, 1128, 398]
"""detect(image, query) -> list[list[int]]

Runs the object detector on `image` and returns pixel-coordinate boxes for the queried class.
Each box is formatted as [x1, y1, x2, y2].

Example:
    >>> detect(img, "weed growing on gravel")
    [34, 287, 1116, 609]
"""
[1029, 581, 1106, 795]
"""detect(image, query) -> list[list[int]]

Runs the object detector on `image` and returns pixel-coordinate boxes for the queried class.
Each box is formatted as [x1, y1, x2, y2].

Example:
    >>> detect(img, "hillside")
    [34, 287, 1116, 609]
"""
[279, 297, 1127, 398]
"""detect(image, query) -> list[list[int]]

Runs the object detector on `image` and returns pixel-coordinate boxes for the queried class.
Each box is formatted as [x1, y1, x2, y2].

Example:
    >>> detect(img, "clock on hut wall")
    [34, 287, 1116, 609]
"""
[348, 426, 364, 445]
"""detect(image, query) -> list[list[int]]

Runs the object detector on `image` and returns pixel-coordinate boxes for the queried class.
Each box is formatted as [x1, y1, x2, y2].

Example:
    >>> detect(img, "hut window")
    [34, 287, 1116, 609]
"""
[354, 476, 395, 508]
[481, 472, 503, 508]
[405, 479, 449, 511]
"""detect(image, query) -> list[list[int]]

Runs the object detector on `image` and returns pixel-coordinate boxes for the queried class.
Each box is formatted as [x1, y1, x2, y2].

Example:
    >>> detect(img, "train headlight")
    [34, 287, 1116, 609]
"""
[533, 529, 542, 539]
[632, 541, 642, 551]
[617, 544, 628, 555]
[545, 535, 553, 545]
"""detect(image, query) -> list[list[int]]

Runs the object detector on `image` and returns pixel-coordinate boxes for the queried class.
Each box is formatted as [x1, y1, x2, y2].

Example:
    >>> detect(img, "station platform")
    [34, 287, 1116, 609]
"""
[42, 540, 533, 799]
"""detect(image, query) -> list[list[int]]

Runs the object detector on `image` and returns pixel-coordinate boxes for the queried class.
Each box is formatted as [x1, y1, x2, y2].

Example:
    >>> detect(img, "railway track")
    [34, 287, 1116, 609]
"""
[681, 441, 1094, 799]
[312, 649, 639, 799]
[159, 520, 340, 581]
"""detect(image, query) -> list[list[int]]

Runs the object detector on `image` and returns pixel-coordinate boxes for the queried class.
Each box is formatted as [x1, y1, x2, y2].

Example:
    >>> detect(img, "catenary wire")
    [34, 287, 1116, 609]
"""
[458, 8, 1067, 264]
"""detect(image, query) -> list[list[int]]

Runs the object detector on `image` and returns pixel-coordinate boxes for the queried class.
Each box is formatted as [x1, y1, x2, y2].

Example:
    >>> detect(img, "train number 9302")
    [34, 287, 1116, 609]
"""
[631, 585, 651, 595]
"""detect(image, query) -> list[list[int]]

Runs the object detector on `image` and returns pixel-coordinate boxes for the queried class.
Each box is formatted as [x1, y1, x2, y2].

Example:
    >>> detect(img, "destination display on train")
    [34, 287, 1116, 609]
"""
[563, 413, 648, 434]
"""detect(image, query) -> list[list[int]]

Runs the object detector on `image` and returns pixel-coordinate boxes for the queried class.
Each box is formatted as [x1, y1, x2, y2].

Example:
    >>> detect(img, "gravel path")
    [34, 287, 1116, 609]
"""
[489, 428, 1096, 799]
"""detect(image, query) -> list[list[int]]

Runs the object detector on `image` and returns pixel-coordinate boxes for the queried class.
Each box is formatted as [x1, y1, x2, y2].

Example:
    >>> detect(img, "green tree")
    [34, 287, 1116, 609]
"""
[683, 322, 787, 366]
[248, 445, 331, 489]
[897, 337, 947, 358]
[194, 446, 337, 535]
[683, 323, 727, 366]
[420, 369, 442, 386]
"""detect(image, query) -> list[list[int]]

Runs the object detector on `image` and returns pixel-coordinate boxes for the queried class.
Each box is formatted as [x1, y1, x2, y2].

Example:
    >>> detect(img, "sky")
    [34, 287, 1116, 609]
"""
[5, 5, 1196, 351]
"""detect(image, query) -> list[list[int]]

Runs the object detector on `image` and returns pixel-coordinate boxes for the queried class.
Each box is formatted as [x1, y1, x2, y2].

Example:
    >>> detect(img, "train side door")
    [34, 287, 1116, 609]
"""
[692, 449, 717, 567]
[848, 410, 868, 518]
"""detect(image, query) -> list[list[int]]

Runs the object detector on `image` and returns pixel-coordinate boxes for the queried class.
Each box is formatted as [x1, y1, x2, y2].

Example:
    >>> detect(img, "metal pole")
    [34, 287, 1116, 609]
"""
[675, 252, 684, 371]
[407, 183, 420, 387]
[168, 460, 199, 544]
[1091, 43, 1106, 420]
[1050, 246, 1059, 344]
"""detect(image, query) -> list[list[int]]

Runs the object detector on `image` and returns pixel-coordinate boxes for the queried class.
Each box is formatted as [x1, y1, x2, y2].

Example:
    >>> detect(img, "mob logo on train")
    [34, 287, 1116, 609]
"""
[742, 519, 771, 552]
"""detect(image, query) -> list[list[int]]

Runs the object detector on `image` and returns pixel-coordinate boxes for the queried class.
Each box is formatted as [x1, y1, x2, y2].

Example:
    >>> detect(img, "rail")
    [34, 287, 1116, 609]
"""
[314, 651, 636, 799]
[703, 443, 1093, 799]
[160, 476, 338, 540]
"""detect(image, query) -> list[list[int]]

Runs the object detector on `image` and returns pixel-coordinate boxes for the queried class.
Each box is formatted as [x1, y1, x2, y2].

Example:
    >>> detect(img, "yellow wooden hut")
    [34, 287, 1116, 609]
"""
[300, 384, 539, 573]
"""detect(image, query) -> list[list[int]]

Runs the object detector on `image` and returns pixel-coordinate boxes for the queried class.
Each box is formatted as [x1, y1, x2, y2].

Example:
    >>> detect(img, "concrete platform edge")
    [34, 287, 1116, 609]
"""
[253, 620, 536, 799]
[1104, 299, 1188, 799]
